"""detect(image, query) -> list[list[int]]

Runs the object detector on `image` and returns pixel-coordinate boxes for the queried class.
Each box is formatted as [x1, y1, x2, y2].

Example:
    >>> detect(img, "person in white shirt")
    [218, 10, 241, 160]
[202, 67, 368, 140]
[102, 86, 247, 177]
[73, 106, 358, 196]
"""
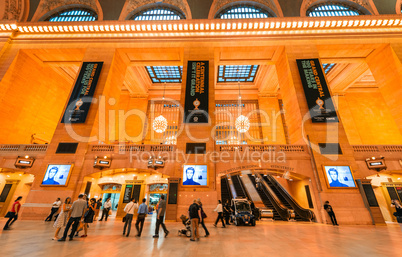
[123, 198, 138, 237]
[213, 200, 226, 228]
[45, 198, 62, 221]
[99, 198, 112, 221]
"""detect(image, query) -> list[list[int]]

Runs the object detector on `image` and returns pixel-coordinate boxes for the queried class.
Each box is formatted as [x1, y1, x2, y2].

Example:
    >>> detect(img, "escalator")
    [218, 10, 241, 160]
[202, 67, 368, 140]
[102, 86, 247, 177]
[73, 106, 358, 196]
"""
[231, 175, 249, 199]
[264, 174, 314, 221]
[221, 177, 232, 204]
[248, 174, 287, 220]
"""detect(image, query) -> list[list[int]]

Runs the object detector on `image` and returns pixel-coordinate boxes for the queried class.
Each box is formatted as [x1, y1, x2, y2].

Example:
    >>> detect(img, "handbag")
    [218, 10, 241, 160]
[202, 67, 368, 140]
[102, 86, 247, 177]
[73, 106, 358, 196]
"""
[201, 209, 207, 219]
[5, 211, 15, 218]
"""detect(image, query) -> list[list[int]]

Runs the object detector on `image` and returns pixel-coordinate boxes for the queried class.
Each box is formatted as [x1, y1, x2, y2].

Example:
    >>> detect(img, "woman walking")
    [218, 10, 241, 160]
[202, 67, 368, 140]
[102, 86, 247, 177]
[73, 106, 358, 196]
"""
[3, 196, 22, 230]
[53, 197, 72, 240]
[197, 199, 209, 237]
[79, 198, 96, 237]
[213, 200, 226, 228]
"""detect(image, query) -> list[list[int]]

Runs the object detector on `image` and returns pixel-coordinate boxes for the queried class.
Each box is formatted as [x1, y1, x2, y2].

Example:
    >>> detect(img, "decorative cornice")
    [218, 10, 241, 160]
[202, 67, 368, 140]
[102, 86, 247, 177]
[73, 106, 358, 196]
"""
[2, 0, 22, 20]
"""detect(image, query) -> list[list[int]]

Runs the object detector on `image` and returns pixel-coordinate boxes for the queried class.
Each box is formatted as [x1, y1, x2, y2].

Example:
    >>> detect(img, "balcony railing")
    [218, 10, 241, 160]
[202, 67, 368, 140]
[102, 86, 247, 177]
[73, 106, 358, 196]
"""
[351, 145, 402, 160]
[0, 144, 48, 155]
[89, 144, 175, 154]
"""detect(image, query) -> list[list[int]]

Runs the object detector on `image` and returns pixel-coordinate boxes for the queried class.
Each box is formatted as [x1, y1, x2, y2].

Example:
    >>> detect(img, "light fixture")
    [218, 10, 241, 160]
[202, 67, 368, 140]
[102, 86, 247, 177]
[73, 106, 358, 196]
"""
[152, 80, 168, 133]
[235, 72, 250, 133]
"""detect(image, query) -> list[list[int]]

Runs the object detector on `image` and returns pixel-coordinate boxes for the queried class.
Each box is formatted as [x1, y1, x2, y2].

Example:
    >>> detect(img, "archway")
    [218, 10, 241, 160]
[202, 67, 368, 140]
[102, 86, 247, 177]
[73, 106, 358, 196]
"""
[366, 172, 402, 223]
[80, 168, 169, 219]
[0, 168, 35, 217]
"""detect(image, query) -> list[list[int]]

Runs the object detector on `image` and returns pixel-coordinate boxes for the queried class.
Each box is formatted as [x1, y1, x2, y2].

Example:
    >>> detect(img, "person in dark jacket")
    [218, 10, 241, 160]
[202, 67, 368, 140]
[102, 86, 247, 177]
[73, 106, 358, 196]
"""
[324, 201, 339, 226]
[188, 199, 201, 241]
[197, 198, 209, 237]
[223, 199, 231, 225]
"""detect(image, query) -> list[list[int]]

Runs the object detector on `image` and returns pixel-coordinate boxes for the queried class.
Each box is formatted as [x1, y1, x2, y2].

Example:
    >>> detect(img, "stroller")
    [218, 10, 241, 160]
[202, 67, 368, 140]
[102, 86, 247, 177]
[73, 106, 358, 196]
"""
[178, 214, 192, 237]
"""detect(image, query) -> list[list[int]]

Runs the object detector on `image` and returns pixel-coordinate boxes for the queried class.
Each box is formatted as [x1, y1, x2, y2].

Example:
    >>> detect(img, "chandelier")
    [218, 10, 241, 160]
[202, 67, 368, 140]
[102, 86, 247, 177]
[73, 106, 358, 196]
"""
[152, 80, 168, 133]
[235, 76, 250, 133]
[153, 115, 168, 133]
[235, 115, 250, 133]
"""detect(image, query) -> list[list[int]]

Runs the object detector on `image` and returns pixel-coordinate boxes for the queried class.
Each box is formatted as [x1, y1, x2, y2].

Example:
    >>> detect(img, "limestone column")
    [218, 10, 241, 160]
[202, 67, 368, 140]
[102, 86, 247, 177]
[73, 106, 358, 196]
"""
[21, 48, 128, 219]
[366, 45, 402, 136]
[277, 45, 373, 225]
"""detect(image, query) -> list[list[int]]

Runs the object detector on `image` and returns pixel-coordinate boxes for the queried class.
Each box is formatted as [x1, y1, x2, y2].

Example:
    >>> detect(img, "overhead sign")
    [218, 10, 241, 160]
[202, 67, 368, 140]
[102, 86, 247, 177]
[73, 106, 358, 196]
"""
[14, 156, 35, 168]
[296, 59, 338, 123]
[62, 62, 103, 123]
[184, 61, 209, 123]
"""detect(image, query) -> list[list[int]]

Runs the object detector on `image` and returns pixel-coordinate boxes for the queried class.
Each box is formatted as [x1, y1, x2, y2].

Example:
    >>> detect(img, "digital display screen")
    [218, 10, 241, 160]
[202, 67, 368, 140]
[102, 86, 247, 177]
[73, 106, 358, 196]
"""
[369, 162, 383, 166]
[324, 166, 356, 188]
[41, 164, 72, 186]
[182, 165, 207, 186]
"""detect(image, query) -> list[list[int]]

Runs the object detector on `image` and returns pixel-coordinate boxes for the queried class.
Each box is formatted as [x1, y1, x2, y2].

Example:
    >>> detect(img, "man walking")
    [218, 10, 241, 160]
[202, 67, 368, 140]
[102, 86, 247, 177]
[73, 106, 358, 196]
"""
[45, 197, 61, 221]
[99, 198, 112, 221]
[324, 201, 339, 226]
[123, 198, 138, 237]
[135, 198, 148, 237]
[188, 199, 201, 241]
[58, 194, 87, 241]
[153, 195, 169, 238]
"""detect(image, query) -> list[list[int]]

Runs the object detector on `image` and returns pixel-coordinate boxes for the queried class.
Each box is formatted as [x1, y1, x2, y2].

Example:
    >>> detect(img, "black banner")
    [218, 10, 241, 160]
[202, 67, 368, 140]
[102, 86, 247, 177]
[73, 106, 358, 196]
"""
[62, 62, 103, 123]
[184, 61, 209, 123]
[296, 59, 338, 123]
[123, 184, 133, 203]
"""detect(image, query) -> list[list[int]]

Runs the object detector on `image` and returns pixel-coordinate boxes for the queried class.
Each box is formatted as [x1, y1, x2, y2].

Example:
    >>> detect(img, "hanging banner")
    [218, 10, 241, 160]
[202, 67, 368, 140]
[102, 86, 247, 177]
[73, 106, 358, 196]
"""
[184, 61, 209, 123]
[296, 59, 339, 123]
[61, 62, 103, 123]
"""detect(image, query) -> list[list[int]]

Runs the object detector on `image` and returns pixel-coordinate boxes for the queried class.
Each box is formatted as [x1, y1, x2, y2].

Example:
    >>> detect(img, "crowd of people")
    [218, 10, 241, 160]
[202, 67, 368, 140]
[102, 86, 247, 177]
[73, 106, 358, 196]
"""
[3, 194, 402, 236]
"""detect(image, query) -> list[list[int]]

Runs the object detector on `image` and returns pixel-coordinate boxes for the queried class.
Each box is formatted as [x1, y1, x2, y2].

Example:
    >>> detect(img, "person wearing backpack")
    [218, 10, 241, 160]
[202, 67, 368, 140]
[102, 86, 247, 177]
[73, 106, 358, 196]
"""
[197, 199, 209, 237]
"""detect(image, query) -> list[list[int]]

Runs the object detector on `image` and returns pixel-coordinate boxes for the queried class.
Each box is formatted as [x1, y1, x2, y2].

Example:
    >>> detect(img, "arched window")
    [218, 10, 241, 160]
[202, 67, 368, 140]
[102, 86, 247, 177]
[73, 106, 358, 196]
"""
[46, 8, 98, 22]
[130, 6, 185, 20]
[307, 3, 364, 17]
[216, 4, 273, 19]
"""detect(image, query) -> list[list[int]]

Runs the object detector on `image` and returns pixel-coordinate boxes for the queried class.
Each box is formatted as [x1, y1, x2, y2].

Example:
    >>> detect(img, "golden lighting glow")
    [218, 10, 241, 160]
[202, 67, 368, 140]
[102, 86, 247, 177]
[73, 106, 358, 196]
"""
[153, 115, 168, 133]
[235, 115, 250, 133]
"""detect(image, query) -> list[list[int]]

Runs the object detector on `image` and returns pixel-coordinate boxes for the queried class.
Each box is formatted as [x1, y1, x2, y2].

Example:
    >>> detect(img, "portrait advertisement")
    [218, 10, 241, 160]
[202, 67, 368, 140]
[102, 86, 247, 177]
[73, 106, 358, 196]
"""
[41, 164, 73, 186]
[182, 165, 208, 186]
[324, 166, 356, 188]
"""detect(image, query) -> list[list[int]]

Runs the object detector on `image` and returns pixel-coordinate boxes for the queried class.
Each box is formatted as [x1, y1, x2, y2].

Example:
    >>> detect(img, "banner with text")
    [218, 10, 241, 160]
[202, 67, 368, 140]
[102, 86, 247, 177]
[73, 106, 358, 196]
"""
[62, 62, 103, 123]
[184, 61, 209, 123]
[296, 59, 338, 123]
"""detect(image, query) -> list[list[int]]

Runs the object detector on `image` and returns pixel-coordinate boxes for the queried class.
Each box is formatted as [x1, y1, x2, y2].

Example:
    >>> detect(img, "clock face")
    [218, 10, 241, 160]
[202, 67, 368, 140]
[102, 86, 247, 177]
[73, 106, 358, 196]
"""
[316, 100, 323, 105]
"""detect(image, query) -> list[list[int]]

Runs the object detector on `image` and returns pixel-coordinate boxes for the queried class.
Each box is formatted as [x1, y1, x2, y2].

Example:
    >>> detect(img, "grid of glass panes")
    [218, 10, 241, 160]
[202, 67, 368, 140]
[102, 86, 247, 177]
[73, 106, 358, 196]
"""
[215, 100, 263, 145]
[146, 66, 183, 83]
[143, 100, 180, 145]
[216, 5, 271, 19]
[307, 4, 362, 17]
[322, 63, 336, 74]
[218, 65, 259, 83]
[46, 8, 97, 22]
[131, 7, 185, 20]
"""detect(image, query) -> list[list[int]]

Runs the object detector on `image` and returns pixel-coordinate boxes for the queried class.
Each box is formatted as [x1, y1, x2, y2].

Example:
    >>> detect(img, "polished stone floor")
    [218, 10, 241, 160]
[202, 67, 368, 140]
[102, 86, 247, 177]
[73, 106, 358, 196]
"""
[1, 216, 401, 257]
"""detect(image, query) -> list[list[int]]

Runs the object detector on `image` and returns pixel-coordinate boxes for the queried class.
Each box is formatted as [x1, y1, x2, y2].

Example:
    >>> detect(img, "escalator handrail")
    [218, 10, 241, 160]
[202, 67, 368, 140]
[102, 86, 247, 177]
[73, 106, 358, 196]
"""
[266, 174, 314, 221]
[254, 174, 290, 221]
